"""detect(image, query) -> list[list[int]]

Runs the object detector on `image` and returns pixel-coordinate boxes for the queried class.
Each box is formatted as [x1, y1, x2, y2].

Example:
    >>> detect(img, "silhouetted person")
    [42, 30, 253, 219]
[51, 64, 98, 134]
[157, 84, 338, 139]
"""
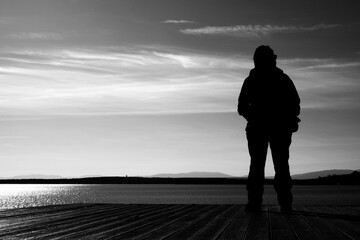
[238, 45, 300, 212]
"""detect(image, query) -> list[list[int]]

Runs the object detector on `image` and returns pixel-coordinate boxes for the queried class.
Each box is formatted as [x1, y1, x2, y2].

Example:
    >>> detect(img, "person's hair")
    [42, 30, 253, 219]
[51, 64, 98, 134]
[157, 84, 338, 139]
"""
[253, 45, 277, 68]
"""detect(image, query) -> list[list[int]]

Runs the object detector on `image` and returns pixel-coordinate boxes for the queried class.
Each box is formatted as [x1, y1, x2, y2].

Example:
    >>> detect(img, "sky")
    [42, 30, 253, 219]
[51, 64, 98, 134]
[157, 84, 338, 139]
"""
[0, 0, 360, 177]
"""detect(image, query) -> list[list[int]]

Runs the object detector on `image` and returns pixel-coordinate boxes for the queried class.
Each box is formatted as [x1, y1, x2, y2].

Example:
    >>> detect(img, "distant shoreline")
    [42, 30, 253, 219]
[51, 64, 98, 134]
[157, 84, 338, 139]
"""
[1, 177, 244, 185]
[0, 174, 359, 185]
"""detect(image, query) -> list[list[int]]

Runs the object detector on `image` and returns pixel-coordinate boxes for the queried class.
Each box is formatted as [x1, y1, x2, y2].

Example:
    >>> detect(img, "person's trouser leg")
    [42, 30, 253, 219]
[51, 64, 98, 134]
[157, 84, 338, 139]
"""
[246, 130, 268, 207]
[270, 131, 293, 208]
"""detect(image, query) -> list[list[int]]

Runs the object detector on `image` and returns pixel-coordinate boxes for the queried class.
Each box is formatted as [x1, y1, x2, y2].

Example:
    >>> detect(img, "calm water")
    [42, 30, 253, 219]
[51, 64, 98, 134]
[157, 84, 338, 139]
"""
[0, 184, 359, 209]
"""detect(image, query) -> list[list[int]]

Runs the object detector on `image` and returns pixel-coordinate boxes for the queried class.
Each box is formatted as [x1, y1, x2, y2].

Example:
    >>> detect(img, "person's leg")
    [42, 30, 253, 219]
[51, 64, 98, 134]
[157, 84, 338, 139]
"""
[270, 131, 293, 210]
[246, 129, 268, 209]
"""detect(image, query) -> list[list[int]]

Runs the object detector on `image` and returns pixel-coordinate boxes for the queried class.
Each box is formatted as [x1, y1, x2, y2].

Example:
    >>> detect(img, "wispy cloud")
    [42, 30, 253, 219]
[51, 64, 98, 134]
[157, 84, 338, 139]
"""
[180, 24, 340, 38]
[162, 19, 196, 24]
[0, 47, 249, 117]
[5, 32, 63, 40]
[280, 58, 360, 70]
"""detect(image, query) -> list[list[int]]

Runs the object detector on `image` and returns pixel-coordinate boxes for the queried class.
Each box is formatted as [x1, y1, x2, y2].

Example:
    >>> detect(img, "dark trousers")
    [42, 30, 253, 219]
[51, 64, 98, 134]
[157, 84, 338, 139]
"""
[246, 129, 293, 207]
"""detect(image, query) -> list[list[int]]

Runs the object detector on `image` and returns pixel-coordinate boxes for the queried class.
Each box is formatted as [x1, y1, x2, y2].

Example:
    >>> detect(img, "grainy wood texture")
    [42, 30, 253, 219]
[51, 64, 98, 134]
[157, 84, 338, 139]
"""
[0, 204, 359, 239]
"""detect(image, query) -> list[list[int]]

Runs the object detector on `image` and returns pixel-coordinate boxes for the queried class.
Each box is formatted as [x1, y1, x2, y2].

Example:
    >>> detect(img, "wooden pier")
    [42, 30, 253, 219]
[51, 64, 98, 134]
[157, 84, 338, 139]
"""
[0, 204, 359, 239]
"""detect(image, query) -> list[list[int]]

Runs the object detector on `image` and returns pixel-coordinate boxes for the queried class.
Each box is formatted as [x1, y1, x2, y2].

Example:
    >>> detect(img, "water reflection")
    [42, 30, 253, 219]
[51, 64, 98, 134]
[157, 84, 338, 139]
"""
[0, 184, 94, 209]
[0, 184, 246, 209]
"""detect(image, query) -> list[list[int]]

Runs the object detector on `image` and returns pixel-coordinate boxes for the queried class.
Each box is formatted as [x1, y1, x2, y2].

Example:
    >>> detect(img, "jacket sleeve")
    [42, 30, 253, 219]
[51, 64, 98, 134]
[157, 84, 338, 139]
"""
[237, 78, 251, 121]
[286, 76, 301, 118]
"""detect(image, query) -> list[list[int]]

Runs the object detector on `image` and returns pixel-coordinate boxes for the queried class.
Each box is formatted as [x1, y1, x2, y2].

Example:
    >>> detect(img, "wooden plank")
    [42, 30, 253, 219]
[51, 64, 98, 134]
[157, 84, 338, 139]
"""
[0, 203, 100, 230]
[328, 219, 360, 240]
[4, 204, 118, 223]
[302, 215, 352, 240]
[106, 204, 206, 239]
[269, 211, 298, 240]
[293, 206, 360, 221]
[217, 206, 252, 240]
[188, 205, 240, 240]
[243, 208, 269, 240]
[45, 204, 186, 239]
[134, 205, 215, 240]
[0, 204, 129, 237]
[69, 204, 189, 239]
[0, 203, 95, 219]
[0, 204, 108, 235]
[0, 204, 112, 224]
[161, 205, 230, 239]
[17, 204, 163, 239]
[286, 214, 322, 240]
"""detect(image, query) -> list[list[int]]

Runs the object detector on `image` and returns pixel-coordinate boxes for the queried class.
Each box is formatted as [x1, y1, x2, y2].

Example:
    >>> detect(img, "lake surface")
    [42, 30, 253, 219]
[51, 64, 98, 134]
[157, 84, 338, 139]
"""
[1, 184, 359, 209]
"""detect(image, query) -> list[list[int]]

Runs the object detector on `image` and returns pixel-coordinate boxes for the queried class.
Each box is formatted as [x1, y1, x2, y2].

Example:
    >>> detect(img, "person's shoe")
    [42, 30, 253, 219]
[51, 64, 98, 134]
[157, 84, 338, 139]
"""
[245, 203, 262, 212]
[280, 205, 292, 212]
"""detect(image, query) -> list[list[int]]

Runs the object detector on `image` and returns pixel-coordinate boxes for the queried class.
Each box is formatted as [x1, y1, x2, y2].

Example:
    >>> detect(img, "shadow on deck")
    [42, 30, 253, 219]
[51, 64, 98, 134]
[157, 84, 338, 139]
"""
[0, 204, 359, 239]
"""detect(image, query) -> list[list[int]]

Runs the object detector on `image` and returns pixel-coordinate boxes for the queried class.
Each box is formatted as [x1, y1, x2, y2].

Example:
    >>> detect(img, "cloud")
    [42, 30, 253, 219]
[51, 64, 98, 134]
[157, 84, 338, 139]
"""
[5, 32, 62, 40]
[0, 47, 249, 117]
[0, 47, 250, 75]
[180, 24, 340, 38]
[153, 52, 201, 68]
[280, 58, 360, 70]
[162, 19, 196, 24]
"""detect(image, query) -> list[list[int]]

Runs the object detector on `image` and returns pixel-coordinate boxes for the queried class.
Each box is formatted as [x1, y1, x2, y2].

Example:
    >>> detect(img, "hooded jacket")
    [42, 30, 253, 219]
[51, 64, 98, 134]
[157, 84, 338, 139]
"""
[238, 66, 300, 132]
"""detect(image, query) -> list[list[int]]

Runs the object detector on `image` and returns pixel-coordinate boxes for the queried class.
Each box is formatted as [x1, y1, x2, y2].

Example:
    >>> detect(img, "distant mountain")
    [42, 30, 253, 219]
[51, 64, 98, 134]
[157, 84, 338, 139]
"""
[1, 174, 64, 179]
[292, 169, 359, 180]
[152, 169, 360, 179]
[79, 175, 104, 178]
[151, 172, 234, 178]
[3, 169, 359, 180]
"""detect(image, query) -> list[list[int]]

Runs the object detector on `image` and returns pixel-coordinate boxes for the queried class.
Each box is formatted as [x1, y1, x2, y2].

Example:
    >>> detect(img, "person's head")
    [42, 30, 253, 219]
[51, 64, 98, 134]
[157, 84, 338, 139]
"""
[253, 45, 277, 69]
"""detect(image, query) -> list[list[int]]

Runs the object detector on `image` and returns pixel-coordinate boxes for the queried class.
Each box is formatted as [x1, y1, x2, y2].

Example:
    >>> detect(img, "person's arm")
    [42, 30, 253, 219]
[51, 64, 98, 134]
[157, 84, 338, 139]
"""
[287, 77, 301, 118]
[237, 78, 252, 121]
